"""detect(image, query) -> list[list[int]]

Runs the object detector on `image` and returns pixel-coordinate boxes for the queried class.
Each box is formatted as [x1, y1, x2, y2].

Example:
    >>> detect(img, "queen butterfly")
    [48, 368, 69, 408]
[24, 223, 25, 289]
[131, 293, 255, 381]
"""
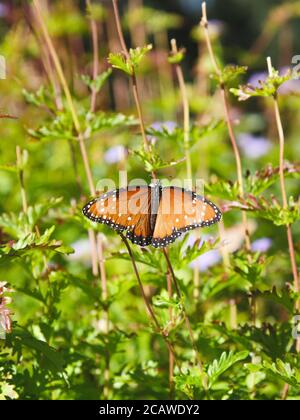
[82, 182, 222, 248]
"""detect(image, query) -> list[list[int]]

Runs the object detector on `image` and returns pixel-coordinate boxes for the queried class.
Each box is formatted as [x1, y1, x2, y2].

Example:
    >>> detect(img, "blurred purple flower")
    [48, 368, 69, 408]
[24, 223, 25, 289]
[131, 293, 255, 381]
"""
[68, 239, 92, 265]
[186, 233, 221, 272]
[190, 250, 221, 272]
[147, 121, 177, 145]
[277, 66, 300, 94]
[278, 78, 300, 95]
[238, 133, 272, 159]
[104, 145, 127, 164]
[252, 238, 272, 253]
[247, 72, 268, 88]
[206, 19, 224, 37]
[0, 3, 9, 18]
[151, 121, 177, 132]
[248, 68, 300, 95]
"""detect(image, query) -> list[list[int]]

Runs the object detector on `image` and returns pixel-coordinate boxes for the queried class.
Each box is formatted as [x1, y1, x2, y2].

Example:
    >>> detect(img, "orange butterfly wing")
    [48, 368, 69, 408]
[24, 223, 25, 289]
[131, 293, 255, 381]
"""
[151, 187, 222, 248]
[82, 186, 153, 246]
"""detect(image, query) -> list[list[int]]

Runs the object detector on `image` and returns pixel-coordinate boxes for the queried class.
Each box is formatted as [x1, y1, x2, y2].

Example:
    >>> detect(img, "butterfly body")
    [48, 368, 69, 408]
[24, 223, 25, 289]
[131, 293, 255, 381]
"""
[83, 184, 222, 248]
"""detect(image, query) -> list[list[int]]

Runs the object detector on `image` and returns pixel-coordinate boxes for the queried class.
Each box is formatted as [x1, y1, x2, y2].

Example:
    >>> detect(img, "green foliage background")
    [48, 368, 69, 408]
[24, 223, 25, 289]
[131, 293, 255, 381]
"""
[0, 0, 300, 400]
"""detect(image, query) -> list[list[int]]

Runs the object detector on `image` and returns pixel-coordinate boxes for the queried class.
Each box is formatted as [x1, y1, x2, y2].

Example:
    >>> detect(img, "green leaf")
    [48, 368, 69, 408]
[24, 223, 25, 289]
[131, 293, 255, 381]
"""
[88, 111, 137, 133]
[0, 164, 18, 173]
[168, 48, 185, 64]
[207, 351, 249, 388]
[245, 163, 300, 196]
[146, 120, 224, 150]
[229, 195, 300, 226]
[108, 52, 131, 75]
[133, 147, 185, 172]
[81, 69, 112, 93]
[0, 197, 63, 238]
[231, 68, 300, 101]
[152, 289, 180, 309]
[0, 226, 74, 260]
[27, 111, 75, 142]
[170, 236, 219, 270]
[258, 286, 297, 314]
[10, 326, 65, 373]
[211, 65, 248, 87]
[108, 45, 152, 76]
[263, 360, 300, 388]
[205, 178, 241, 201]
[23, 86, 55, 111]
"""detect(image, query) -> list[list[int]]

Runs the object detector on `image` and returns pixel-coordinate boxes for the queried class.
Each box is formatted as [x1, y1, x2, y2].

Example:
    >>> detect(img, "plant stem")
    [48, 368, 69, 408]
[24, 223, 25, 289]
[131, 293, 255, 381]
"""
[162, 248, 206, 382]
[33, 0, 110, 395]
[16, 146, 28, 214]
[97, 233, 109, 398]
[281, 383, 289, 401]
[170, 38, 204, 344]
[111, 0, 129, 59]
[33, 0, 95, 195]
[166, 269, 175, 397]
[170, 39, 192, 188]
[88, 229, 99, 277]
[267, 56, 300, 399]
[267, 58, 299, 295]
[200, 1, 251, 251]
[267, 56, 299, 334]
[229, 299, 238, 330]
[111, 0, 152, 157]
[267, 63, 299, 296]
[86, 0, 110, 396]
[86, 0, 99, 113]
[119, 233, 179, 370]
[30, 17, 83, 194]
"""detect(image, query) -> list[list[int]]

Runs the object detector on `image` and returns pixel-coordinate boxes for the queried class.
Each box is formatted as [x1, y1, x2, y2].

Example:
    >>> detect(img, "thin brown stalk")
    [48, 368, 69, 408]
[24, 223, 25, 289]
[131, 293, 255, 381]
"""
[267, 63, 299, 296]
[267, 56, 300, 398]
[267, 58, 299, 294]
[97, 234, 108, 330]
[267, 57, 299, 335]
[200, 1, 251, 251]
[32, 0, 109, 395]
[33, 0, 95, 195]
[163, 248, 206, 384]
[119, 233, 179, 370]
[166, 270, 174, 397]
[85, 2, 110, 367]
[86, 0, 99, 113]
[97, 233, 109, 398]
[16, 146, 28, 214]
[88, 229, 99, 277]
[281, 383, 289, 401]
[29, 13, 83, 194]
[85, 0, 109, 335]
[170, 38, 201, 323]
[229, 299, 238, 330]
[170, 39, 192, 188]
[111, 0, 151, 156]
[87, 0, 110, 395]
[0, 114, 17, 119]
